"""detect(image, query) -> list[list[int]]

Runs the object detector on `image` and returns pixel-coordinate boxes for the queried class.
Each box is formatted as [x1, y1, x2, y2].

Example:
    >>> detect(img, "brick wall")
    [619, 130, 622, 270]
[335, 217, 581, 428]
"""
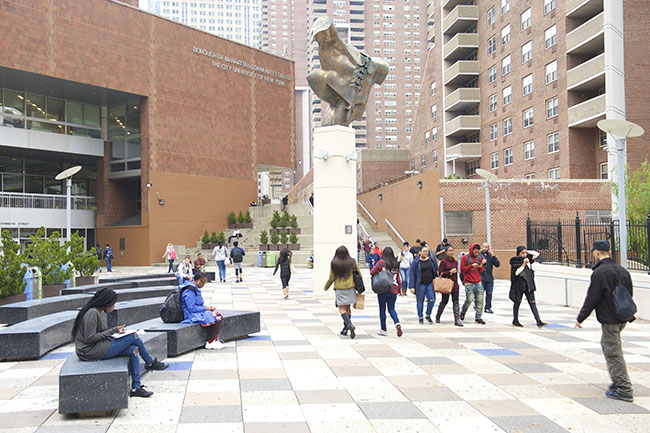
[359, 160, 410, 192]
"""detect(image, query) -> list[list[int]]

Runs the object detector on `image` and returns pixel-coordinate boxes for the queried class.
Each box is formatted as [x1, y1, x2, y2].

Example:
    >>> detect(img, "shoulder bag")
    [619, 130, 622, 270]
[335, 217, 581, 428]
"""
[371, 269, 393, 294]
[434, 277, 453, 294]
[352, 267, 365, 294]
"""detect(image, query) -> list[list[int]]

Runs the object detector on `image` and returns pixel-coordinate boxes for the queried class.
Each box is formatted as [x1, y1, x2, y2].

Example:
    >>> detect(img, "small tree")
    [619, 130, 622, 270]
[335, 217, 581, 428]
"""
[260, 230, 269, 244]
[227, 211, 237, 225]
[270, 217, 278, 229]
[217, 231, 226, 243]
[201, 230, 210, 243]
[271, 210, 280, 225]
[280, 231, 288, 244]
[25, 227, 73, 285]
[281, 210, 290, 227]
[0, 230, 26, 298]
[289, 230, 299, 244]
[290, 214, 298, 228]
[244, 210, 252, 223]
[210, 231, 219, 243]
[67, 232, 100, 278]
[237, 211, 245, 224]
[270, 231, 280, 244]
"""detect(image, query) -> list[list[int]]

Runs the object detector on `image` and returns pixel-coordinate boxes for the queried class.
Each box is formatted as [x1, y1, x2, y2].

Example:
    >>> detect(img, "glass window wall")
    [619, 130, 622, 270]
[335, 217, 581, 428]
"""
[109, 102, 141, 173]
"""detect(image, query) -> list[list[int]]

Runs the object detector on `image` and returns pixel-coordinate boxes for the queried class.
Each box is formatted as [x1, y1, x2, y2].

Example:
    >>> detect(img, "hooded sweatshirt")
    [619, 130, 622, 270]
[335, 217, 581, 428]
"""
[460, 243, 484, 284]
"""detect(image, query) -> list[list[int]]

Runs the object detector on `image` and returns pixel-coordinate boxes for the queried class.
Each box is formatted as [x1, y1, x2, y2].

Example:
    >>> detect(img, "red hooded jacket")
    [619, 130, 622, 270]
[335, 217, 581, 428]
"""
[461, 243, 484, 284]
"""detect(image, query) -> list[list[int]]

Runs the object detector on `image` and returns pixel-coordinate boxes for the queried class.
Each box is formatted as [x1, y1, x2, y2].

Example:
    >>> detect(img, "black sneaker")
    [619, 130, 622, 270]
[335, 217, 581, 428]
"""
[130, 385, 153, 398]
[418, 318, 424, 325]
[485, 308, 494, 314]
[145, 358, 169, 371]
[475, 318, 486, 325]
[460, 312, 465, 321]
[425, 316, 433, 324]
[537, 322, 548, 329]
[512, 321, 523, 327]
[606, 389, 633, 402]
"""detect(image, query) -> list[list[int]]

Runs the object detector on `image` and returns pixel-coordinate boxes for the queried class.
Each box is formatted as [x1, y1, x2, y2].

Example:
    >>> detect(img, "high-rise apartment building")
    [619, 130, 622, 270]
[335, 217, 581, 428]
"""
[148, 0, 262, 48]
[411, 0, 650, 181]
[307, 0, 429, 150]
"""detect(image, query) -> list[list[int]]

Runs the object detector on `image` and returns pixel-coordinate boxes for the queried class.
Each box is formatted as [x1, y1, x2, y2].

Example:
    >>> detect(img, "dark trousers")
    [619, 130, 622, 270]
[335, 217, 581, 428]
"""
[106, 259, 112, 272]
[601, 323, 633, 396]
[167, 259, 174, 273]
[377, 292, 399, 331]
[482, 280, 494, 310]
[438, 290, 459, 312]
[103, 333, 153, 389]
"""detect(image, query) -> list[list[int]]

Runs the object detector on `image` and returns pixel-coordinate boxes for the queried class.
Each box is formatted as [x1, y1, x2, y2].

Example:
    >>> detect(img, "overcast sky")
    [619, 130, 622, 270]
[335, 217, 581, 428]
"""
[139, 0, 147, 10]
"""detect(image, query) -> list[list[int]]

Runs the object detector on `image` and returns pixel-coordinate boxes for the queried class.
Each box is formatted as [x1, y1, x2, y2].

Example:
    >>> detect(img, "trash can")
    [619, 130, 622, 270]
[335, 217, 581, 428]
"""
[258, 251, 263, 267]
[23, 268, 34, 301]
[261, 252, 268, 268]
[266, 251, 276, 268]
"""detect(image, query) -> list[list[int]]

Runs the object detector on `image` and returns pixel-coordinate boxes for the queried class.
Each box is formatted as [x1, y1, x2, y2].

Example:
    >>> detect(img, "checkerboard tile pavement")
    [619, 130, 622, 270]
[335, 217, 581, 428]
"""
[1, 266, 650, 433]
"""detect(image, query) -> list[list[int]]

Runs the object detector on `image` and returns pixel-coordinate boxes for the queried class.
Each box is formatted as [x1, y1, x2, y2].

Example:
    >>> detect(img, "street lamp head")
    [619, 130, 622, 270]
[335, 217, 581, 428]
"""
[597, 119, 644, 139]
[146, 183, 153, 188]
[55, 165, 82, 180]
[475, 168, 498, 182]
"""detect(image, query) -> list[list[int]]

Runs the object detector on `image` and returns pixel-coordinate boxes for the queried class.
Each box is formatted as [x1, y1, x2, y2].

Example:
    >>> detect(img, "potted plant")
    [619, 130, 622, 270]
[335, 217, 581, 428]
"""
[68, 232, 100, 286]
[209, 231, 219, 247]
[25, 227, 73, 297]
[240, 210, 253, 229]
[288, 230, 300, 251]
[278, 231, 289, 251]
[259, 230, 269, 251]
[269, 216, 279, 234]
[0, 229, 27, 305]
[261, 194, 271, 205]
[227, 211, 237, 229]
[280, 211, 290, 231]
[201, 230, 211, 249]
[217, 231, 226, 244]
[269, 231, 280, 251]
[290, 214, 301, 234]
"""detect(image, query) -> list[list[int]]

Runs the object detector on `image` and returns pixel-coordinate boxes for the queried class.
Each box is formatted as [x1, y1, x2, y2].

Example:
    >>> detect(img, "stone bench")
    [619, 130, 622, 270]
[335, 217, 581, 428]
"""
[134, 310, 261, 356]
[99, 273, 172, 283]
[58, 331, 168, 415]
[0, 294, 92, 325]
[0, 297, 166, 361]
[62, 277, 177, 295]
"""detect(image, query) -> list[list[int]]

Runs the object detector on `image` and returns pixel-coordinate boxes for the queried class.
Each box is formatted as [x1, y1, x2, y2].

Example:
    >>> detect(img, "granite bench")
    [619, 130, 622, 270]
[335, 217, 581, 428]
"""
[58, 331, 168, 415]
[99, 273, 172, 283]
[0, 297, 166, 361]
[62, 277, 177, 295]
[0, 294, 92, 325]
[134, 310, 261, 356]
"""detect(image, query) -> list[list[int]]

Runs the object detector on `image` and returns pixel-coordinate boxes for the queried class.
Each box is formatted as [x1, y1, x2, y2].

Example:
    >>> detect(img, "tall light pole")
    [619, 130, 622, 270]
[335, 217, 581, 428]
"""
[55, 166, 82, 251]
[597, 119, 644, 269]
[475, 168, 499, 247]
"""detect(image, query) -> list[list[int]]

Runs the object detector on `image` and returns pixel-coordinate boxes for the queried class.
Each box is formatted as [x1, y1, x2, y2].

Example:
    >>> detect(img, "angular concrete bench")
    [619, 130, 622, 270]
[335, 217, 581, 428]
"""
[134, 310, 261, 356]
[0, 297, 166, 361]
[99, 273, 172, 283]
[62, 277, 177, 295]
[0, 294, 92, 325]
[59, 331, 168, 415]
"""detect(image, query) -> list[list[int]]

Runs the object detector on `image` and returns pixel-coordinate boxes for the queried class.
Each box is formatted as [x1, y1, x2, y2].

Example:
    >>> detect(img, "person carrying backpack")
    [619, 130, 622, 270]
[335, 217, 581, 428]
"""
[576, 240, 635, 402]
[370, 247, 403, 337]
[103, 244, 114, 273]
[181, 271, 226, 350]
[459, 243, 486, 325]
[212, 241, 228, 283]
[95, 244, 102, 273]
[230, 241, 246, 283]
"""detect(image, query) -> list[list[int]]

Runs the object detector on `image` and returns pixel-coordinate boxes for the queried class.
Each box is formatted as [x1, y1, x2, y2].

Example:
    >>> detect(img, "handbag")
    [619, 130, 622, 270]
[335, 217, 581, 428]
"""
[353, 268, 365, 294]
[290, 264, 297, 274]
[434, 277, 453, 294]
[353, 293, 365, 310]
[224, 257, 231, 266]
[371, 270, 394, 294]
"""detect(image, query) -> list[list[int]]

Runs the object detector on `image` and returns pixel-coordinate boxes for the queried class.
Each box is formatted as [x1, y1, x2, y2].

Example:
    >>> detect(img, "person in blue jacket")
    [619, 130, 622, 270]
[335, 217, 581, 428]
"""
[408, 245, 439, 324]
[180, 271, 225, 350]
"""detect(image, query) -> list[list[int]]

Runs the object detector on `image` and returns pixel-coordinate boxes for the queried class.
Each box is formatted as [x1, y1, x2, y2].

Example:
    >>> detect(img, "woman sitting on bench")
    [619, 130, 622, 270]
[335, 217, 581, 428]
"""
[181, 271, 226, 350]
[72, 288, 169, 398]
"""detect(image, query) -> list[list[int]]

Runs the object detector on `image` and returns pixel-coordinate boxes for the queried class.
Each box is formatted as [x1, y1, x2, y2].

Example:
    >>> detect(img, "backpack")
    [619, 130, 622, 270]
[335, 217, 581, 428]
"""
[612, 284, 637, 322]
[106, 248, 114, 259]
[159, 286, 196, 323]
[231, 248, 244, 263]
[458, 253, 467, 283]
[371, 269, 394, 294]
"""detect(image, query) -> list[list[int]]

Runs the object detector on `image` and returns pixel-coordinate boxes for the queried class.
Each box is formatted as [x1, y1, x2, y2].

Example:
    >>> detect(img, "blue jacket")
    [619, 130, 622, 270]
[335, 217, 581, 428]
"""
[180, 282, 216, 325]
[408, 256, 439, 289]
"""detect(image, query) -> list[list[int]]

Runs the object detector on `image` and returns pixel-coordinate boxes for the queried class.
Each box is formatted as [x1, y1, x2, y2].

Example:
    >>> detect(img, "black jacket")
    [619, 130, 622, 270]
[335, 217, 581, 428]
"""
[479, 252, 500, 283]
[509, 255, 536, 302]
[577, 258, 633, 324]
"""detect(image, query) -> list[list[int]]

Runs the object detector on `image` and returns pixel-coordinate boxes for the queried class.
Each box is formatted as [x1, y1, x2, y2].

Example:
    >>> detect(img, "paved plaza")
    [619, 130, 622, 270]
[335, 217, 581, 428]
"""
[1, 266, 650, 433]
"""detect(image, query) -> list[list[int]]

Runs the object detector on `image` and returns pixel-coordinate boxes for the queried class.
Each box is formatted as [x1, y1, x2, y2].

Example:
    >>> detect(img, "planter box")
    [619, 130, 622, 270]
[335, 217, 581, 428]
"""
[42, 284, 65, 298]
[267, 244, 278, 251]
[201, 243, 216, 250]
[259, 244, 269, 251]
[0, 293, 27, 306]
[228, 224, 237, 230]
[269, 228, 280, 234]
[289, 227, 301, 234]
[288, 243, 301, 251]
[277, 244, 288, 251]
[76, 276, 97, 287]
[261, 198, 271, 205]
[238, 223, 253, 229]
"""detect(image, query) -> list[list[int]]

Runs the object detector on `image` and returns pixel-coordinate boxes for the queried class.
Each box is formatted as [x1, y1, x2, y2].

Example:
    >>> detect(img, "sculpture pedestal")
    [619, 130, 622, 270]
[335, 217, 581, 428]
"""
[312, 125, 358, 291]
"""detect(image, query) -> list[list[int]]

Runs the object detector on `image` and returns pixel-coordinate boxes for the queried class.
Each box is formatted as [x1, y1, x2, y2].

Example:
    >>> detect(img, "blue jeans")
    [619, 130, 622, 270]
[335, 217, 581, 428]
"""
[416, 283, 435, 319]
[167, 259, 174, 273]
[216, 260, 226, 281]
[377, 292, 400, 331]
[399, 268, 409, 290]
[102, 333, 153, 389]
[106, 259, 112, 272]
[482, 280, 494, 310]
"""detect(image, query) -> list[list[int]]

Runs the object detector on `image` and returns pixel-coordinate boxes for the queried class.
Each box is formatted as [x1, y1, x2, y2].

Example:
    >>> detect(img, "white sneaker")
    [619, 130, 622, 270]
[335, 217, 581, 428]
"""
[205, 340, 226, 350]
[377, 330, 387, 336]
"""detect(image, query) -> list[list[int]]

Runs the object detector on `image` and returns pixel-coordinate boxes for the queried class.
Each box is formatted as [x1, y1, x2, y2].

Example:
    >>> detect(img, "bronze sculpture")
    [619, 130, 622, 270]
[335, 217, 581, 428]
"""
[307, 17, 389, 127]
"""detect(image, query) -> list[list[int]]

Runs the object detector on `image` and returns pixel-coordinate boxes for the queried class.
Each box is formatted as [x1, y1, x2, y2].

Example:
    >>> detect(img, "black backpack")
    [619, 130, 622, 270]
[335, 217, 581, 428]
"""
[231, 248, 244, 263]
[612, 284, 637, 322]
[159, 286, 195, 323]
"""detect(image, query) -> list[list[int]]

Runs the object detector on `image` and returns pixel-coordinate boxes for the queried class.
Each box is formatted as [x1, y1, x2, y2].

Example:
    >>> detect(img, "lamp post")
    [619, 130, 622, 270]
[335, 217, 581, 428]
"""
[475, 168, 499, 247]
[596, 119, 644, 269]
[55, 166, 82, 251]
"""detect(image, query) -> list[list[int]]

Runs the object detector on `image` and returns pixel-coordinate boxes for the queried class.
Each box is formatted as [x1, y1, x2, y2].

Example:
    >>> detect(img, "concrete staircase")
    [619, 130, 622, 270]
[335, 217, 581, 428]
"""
[357, 212, 401, 267]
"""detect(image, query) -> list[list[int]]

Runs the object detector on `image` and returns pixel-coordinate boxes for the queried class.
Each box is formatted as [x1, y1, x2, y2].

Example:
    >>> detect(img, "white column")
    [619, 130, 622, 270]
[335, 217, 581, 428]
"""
[312, 125, 357, 291]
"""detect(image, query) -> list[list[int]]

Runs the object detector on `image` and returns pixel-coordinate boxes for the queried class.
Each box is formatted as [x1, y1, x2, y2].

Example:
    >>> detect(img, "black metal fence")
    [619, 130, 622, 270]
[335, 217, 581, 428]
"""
[526, 213, 650, 273]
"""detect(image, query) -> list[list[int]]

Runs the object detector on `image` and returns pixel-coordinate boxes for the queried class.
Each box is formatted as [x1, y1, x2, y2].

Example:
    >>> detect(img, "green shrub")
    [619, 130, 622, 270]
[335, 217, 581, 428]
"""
[217, 231, 226, 243]
[290, 215, 298, 228]
[227, 211, 237, 225]
[237, 211, 245, 224]
[67, 232, 100, 278]
[24, 227, 73, 285]
[289, 231, 299, 244]
[0, 230, 27, 298]
[271, 210, 280, 226]
[270, 218, 278, 229]
[244, 210, 252, 223]
[201, 230, 210, 243]
[260, 230, 269, 244]
[270, 231, 280, 244]
[280, 211, 290, 227]
[210, 231, 218, 243]
[280, 231, 288, 244]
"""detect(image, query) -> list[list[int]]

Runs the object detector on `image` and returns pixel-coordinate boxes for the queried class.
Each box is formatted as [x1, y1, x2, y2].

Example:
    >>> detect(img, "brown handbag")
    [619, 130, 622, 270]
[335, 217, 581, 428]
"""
[434, 277, 453, 294]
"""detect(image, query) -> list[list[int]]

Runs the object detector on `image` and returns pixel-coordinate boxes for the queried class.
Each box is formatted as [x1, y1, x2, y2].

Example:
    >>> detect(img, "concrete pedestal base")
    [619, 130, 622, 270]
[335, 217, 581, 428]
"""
[312, 125, 358, 291]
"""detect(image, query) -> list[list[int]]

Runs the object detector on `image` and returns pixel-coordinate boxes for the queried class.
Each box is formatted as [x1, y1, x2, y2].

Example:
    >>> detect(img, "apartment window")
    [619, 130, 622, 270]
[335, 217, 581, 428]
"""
[489, 94, 498, 112]
[501, 0, 509, 15]
[548, 167, 560, 180]
[410, 160, 415, 171]
[523, 107, 534, 128]
[467, 159, 480, 176]
[546, 97, 559, 118]
[547, 132, 560, 153]
[432, 127, 438, 141]
[433, 150, 438, 164]
[431, 104, 437, 119]
[488, 65, 497, 83]
[524, 173, 536, 179]
[600, 162, 608, 180]
[489, 123, 498, 141]
[502, 86, 512, 106]
[430, 81, 436, 96]
[424, 130, 430, 144]
[522, 74, 533, 96]
[488, 36, 496, 55]
[504, 147, 513, 166]
[599, 130, 608, 147]
[501, 24, 510, 45]
[524, 141, 535, 160]
[544, 0, 556, 15]
[522, 41, 532, 63]
[445, 211, 473, 236]
[421, 154, 427, 168]
[490, 152, 499, 170]
[545, 25, 557, 49]
[503, 117, 512, 135]
[502, 55, 511, 76]
[487, 7, 495, 26]
[521, 8, 531, 31]
[545, 60, 558, 84]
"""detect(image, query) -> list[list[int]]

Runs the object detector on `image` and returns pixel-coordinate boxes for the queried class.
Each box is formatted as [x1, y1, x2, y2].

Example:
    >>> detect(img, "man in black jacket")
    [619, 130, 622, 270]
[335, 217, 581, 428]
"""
[576, 240, 634, 402]
[479, 243, 500, 314]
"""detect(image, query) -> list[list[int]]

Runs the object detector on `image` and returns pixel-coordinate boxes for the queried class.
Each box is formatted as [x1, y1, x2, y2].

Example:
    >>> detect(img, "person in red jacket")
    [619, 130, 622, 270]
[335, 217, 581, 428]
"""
[436, 246, 463, 327]
[460, 243, 487, 324]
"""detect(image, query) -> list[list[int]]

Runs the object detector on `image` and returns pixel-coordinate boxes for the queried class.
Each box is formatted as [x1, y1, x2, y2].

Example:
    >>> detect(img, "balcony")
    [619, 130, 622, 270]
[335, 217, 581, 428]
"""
[443, 5, 478, 35]
[567, 0, 603, 18]
[428, 26, 436, 43]
[350, 3, 364, 12]
[445, 115, 480, 136]
[427, 2, 435, 20]
[445, 87, 480, 111]
[444, 60, 479, 85]
[567, 53, 605, 91]
[567, 12, 604, 55]
[443, 33, 479, 61]
[445, 142, 481, 161]
[568, 94, 606, 127]
[442, 0, 465, 10]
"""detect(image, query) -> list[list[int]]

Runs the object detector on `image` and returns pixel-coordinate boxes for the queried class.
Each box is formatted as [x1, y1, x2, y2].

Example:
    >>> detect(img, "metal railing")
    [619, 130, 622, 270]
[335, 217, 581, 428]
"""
[307, 199, 314, 216]
[358, 222, 373, 245]
[356, 199, 377, 223]
[0, 192, 97, 210]
[385, 218, 405, 243]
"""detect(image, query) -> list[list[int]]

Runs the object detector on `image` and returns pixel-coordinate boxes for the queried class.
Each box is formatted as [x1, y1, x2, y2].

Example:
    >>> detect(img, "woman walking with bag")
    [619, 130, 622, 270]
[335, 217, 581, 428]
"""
[408, 246, 438, 324]
[435, 246, 463, 327]
[398, 243, 413, 296]
[509, 246, 547, 328]
[370, 247, 403, 337]
[212, 241, 228, 283]
[274, 247, 293, 300]
[324, 246, 361, 339]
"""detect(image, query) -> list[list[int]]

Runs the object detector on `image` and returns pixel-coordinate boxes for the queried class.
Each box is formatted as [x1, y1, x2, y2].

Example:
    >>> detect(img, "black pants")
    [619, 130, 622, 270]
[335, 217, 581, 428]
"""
[280, 272, 291, 288]
[513, 291, 543, 324]
[438, 290, 459, 311]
